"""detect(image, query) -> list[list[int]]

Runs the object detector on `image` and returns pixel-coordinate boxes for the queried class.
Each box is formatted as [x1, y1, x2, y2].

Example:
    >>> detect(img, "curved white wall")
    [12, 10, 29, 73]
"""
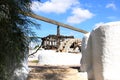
[81, 21, 120, 80]
[38, 50, 82, 66]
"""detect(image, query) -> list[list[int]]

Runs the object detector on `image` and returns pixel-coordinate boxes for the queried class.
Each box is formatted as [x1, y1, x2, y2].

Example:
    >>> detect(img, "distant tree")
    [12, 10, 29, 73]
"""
[0, 0, 39, 80]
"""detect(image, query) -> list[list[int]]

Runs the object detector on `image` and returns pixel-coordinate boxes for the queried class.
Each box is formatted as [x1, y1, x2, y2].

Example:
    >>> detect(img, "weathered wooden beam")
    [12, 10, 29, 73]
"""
[23, 12, 88, 34]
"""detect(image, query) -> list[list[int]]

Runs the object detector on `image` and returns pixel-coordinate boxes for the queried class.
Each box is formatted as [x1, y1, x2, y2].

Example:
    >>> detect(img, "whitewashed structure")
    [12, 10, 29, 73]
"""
[80, 33, 93, 79]
[80, 21, 120, 80]
[38, 50, 82, 66]
[11, 50, 29, 80]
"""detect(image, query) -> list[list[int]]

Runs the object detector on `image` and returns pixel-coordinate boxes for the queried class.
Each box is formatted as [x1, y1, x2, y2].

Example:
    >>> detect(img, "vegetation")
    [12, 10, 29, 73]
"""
[0, 0, 39, 80]
[29, 60, 39, 63]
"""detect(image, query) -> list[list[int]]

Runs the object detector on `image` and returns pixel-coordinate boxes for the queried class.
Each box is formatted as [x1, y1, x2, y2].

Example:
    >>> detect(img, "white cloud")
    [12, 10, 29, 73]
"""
[106, 3, 117, 10]
[31, 0, 94, 24]
[67, 8, 94, 24]
[31, 0, 79, 14]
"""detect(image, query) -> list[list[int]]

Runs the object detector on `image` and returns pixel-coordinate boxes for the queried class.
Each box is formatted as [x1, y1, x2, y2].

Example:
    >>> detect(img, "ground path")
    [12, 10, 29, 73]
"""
[27, 62, 88, 80]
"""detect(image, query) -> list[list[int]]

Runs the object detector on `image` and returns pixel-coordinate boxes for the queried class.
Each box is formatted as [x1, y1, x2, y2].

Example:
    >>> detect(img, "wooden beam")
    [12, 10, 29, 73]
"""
[23, 12, 88, 34]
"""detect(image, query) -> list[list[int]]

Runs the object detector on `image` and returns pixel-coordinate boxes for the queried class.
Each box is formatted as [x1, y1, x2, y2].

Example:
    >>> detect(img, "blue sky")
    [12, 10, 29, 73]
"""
[30, 0, 120, 38]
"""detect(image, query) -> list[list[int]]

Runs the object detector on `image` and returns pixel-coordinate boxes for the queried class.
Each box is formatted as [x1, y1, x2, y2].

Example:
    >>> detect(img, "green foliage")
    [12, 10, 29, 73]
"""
[0, 0, 39, 80]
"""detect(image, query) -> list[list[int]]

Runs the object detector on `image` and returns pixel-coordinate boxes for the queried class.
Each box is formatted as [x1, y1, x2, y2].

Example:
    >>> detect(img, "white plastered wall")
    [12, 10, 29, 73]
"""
[38, 50, 82, 66]
[81, 21, 120, 80]
[80, 32, 94, 80]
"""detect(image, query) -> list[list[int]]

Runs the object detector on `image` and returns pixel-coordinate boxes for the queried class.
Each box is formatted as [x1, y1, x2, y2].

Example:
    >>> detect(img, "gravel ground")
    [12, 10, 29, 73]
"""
[27, 62, 88, 80]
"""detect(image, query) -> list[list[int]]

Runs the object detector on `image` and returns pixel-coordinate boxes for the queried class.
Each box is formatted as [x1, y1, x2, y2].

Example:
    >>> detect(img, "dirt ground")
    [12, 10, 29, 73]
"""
[27, 62, 88, 80]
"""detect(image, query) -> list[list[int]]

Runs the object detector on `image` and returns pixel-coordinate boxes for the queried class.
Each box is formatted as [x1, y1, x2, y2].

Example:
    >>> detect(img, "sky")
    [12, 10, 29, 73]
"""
[30, 0, 120, 38]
